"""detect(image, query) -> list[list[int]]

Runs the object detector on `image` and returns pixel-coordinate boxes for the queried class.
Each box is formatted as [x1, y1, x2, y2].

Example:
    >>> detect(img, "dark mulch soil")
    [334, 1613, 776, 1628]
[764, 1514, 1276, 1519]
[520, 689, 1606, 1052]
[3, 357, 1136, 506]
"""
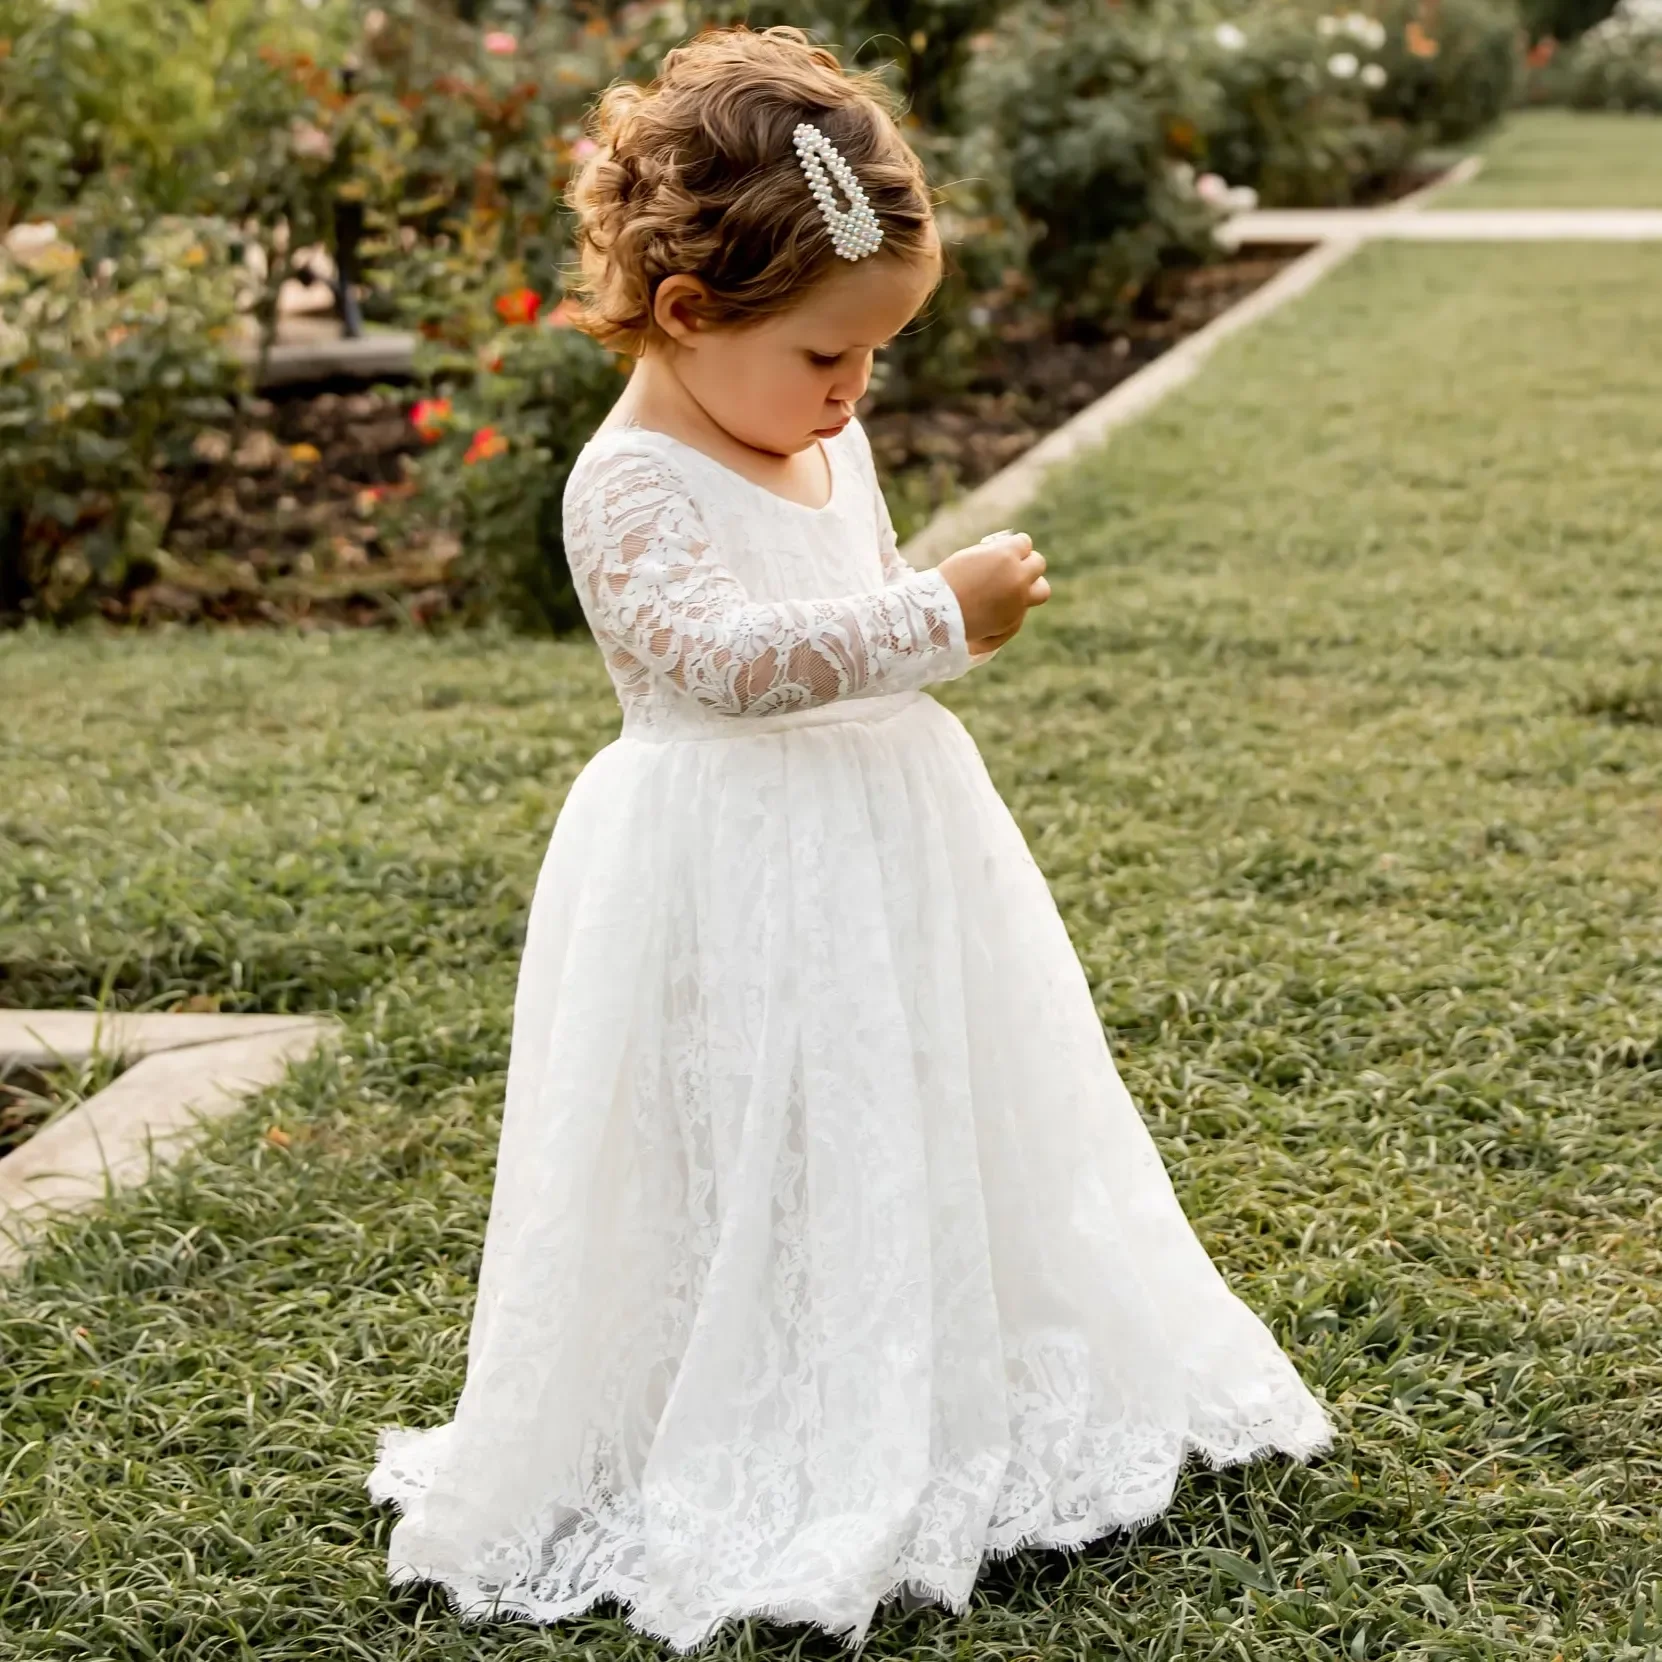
[123, 249, 1301, 626]
[122, 387, 455, 628]
[1, 1063, 74, 1160]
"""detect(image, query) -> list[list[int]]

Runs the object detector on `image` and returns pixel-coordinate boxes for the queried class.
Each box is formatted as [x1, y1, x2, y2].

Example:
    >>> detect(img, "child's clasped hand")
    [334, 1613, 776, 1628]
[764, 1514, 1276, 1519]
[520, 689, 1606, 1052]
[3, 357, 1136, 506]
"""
[937, 530, 1050, 659]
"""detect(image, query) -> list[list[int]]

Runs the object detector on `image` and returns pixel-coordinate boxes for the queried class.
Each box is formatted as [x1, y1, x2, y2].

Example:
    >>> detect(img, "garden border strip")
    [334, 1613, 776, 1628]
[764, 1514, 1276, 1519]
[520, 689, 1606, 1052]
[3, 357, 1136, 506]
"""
[899, 156, 1483, 568]
[0, 1011, 335, 1276]
[1217, 207, 1662, 245]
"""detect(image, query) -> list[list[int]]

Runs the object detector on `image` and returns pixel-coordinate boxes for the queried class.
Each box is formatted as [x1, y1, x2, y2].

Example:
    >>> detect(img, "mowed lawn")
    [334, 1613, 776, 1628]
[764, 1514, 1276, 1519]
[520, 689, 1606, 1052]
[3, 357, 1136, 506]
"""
[3, 238, 1662, 1660]
[1440, 107, 1662, 208]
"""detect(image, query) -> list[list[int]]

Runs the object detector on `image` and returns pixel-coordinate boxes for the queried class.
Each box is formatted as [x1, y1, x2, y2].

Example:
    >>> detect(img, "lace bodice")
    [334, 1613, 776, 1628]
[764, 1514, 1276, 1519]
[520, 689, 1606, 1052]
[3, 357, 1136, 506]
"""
[561, 419, 974, 736]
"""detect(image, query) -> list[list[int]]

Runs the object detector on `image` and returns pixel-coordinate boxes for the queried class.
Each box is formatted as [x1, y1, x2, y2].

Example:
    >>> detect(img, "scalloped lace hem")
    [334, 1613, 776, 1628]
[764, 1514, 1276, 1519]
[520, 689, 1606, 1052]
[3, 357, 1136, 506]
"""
[367, 1404, 1337, 1654]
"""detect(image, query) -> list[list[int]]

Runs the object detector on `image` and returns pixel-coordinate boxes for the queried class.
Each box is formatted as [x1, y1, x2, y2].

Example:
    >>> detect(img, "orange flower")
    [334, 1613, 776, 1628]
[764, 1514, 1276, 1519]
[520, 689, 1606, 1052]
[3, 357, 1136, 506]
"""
[464, 425, 509, 464]
[1165, 117, 1199, 156]
[1405, 19, 1440, 55]
[1527, 35, 1557, 65]
[411, 397, 453, 442]
[494, 286, 542, 326]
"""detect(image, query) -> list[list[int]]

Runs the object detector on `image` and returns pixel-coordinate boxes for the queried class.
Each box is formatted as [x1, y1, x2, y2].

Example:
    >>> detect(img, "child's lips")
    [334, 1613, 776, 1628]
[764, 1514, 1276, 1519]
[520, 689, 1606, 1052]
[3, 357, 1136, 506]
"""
[814, 418, 849, 438]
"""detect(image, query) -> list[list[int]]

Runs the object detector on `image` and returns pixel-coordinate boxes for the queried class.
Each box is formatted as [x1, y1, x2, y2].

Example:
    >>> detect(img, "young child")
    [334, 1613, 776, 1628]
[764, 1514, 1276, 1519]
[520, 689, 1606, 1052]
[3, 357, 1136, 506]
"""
[368, 26, 1334, 1652]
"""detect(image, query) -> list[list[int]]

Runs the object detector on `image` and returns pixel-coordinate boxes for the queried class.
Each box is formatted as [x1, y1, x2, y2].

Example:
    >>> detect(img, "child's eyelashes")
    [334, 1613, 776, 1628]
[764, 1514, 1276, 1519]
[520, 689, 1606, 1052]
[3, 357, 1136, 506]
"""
[805, 342, 893, 368]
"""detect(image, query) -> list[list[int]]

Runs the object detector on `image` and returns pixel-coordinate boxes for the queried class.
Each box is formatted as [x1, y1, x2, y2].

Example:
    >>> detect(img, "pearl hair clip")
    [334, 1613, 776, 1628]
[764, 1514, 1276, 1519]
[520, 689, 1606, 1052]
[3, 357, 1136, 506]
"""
[792, 122, 884, 261]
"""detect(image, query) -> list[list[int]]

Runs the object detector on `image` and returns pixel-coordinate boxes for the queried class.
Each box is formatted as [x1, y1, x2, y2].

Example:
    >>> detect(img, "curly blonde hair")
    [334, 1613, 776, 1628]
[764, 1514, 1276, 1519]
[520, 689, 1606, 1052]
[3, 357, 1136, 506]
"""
[565, 26, 938, 355]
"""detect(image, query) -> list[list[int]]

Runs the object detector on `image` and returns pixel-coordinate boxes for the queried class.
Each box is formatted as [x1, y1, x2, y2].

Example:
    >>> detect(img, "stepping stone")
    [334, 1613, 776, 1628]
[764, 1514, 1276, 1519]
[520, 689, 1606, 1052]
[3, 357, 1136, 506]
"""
[0, 1011, 335, 1274]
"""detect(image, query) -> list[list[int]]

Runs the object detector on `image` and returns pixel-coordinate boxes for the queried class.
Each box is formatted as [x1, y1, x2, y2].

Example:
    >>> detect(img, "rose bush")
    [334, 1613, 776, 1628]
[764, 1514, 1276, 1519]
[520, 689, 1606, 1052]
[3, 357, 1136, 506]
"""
[0, 211, 245, 621]
[1531, 0, 1662, 105]
[1, 0, 1527, 629]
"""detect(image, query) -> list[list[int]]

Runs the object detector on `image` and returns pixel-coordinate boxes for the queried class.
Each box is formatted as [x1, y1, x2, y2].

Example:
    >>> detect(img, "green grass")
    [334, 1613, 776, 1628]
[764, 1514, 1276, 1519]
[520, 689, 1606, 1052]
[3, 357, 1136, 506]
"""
[1437, 109, 1662, 208]
[3, 239, 1662, 1660]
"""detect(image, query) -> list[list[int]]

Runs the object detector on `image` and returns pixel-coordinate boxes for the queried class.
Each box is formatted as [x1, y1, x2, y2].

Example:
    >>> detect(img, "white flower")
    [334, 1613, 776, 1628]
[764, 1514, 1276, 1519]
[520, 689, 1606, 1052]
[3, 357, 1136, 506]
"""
[1361, 61, 1388, 86]
[1214, 21, 1248, 50]
[1224, 184, 1259, 213]
[1317, 15, 1342, 35]
[289, 118, 334, 161]
[1344, 12, 1387, 47]
[1327, 51, 1360, 76]
[1169, 161, 1196, 188]
[4, 221, 59, 257]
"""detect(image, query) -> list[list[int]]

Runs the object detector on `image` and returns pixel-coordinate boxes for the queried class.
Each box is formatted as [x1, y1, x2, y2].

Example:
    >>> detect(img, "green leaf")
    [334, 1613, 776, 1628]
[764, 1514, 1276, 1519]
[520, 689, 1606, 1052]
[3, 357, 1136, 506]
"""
[1414, 1583, 1459, 1623]
[1196, 1548, 1279, 1594]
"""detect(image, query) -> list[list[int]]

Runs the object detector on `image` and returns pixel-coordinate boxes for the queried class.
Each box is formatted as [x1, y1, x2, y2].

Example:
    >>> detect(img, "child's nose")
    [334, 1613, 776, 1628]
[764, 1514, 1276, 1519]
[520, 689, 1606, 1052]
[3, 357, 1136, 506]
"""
[830, 353, 873, 403]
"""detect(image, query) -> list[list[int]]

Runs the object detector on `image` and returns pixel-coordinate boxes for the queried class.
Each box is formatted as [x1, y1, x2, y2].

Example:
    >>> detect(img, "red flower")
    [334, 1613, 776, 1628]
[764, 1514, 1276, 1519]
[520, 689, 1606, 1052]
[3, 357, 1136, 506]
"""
[411, 397, 453, 442]
[464, 426, 509, 465]
[494, 287, 542, 326]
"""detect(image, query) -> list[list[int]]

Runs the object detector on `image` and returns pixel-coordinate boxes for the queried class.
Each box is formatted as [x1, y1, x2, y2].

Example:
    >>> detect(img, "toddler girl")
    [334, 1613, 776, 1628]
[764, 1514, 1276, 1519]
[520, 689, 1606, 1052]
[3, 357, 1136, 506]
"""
[368, 25, 1333, 1652]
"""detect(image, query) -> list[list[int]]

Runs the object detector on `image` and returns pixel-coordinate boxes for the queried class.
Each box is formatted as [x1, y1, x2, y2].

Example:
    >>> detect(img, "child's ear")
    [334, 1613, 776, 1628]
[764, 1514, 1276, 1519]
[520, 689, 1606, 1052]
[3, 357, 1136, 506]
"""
[652, 275, 715, 347]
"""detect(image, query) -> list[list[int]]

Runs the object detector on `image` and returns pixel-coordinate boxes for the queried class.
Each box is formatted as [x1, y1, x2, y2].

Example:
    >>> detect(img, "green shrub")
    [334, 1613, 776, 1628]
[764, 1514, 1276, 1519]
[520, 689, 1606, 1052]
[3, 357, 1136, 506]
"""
[1365, 0, 1522, 141]
[0, 211, 245, 622]
[956, 0, 1224, 330]
[1519, 0, 1618, 40]
[399, 299, 625, 633]
[1538, 0, 1662, 106]
[1201, 6, 1412, 207]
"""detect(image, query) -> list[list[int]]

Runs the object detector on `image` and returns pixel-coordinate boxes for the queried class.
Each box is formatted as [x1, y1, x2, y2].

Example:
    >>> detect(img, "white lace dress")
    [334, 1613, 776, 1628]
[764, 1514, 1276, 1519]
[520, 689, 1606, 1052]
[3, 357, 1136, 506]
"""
[365, 416, 1335, 1651]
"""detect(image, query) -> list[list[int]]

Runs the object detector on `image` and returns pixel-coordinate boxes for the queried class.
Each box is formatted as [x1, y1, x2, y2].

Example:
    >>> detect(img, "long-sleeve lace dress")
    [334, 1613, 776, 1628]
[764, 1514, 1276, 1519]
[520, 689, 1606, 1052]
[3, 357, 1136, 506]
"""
[365, 416, 1335, 1652]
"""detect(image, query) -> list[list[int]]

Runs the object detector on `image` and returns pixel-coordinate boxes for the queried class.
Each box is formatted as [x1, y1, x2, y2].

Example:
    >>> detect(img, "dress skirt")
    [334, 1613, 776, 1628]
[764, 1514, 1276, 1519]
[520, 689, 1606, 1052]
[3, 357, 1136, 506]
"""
[366, 686, 1335, 1651]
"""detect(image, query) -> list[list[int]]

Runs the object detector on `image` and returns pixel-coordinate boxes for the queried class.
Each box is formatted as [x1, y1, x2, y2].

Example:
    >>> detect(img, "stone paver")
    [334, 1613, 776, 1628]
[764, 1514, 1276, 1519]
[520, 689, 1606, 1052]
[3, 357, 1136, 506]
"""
[1220, 208, 1662, 248]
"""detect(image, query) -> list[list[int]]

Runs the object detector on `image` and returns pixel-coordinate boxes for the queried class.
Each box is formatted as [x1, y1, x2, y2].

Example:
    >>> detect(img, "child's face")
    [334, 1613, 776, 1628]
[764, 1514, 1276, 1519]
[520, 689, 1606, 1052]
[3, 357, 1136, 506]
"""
[657, 247, 941, 457]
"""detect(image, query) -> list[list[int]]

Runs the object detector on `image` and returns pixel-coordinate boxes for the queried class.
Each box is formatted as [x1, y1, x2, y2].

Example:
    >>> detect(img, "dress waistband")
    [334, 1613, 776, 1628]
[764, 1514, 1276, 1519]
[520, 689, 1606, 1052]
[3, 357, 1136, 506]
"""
[621, 688, 925, 744]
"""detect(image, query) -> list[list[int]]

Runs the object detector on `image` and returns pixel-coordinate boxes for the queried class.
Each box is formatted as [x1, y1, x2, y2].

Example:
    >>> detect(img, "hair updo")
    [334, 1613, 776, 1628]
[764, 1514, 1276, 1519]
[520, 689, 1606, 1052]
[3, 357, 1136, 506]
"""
[565, 26, 938, 355]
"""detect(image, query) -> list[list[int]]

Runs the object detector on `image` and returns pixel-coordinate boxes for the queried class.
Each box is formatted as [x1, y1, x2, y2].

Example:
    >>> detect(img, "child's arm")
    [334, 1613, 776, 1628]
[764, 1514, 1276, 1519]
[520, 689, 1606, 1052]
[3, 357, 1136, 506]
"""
[565, 446, 973, 718]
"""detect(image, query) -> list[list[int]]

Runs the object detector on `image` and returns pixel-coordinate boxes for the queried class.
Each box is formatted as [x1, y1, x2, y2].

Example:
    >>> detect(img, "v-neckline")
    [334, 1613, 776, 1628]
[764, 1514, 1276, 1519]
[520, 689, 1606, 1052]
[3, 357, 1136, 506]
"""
[606, 420, 841, 515]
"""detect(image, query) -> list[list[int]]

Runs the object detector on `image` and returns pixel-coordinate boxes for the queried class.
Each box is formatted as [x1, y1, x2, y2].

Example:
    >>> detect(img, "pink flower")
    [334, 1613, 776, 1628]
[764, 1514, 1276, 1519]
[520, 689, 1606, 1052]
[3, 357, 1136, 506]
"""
[572, 137, 598, 161]
[483, 30, 517, 55]
[1195, 173, 1230, 205]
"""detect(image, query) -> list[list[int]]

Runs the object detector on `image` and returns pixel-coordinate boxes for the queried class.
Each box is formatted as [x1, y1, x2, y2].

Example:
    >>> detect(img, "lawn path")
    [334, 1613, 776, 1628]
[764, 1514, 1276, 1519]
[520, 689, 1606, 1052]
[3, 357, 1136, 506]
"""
[1437, 107, 1662, 208]
[2, 196, 1661, 1661]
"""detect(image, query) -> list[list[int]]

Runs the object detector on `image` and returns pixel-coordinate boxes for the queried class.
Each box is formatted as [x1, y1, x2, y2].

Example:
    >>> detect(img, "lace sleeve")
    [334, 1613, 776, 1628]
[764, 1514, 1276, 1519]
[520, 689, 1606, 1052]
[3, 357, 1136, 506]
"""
[564, 442, 972, 718]
[845, 419, 1005, 668]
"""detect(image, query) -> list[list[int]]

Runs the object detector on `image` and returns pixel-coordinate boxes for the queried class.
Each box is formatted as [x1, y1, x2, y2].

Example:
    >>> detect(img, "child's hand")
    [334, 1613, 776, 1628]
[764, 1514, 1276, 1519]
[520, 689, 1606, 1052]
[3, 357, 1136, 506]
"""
[937, 531, 1050, 653]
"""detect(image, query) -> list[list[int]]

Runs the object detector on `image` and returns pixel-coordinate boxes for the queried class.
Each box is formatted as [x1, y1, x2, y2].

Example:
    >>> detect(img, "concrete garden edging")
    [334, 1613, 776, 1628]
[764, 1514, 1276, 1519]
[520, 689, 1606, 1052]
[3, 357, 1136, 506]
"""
[0, 1010, 335, 1275]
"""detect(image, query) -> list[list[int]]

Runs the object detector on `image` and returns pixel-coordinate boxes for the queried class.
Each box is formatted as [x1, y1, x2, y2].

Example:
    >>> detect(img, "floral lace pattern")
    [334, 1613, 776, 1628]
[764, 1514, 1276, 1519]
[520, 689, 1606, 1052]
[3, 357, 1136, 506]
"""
[561, 423, 970, 734]
[366, 417, 1337, 1653]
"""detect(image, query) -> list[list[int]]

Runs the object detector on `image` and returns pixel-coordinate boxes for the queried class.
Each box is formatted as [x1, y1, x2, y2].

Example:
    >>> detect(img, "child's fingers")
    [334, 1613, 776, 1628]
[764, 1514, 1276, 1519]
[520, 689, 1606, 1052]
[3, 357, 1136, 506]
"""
[1027, 574, 1051, 605]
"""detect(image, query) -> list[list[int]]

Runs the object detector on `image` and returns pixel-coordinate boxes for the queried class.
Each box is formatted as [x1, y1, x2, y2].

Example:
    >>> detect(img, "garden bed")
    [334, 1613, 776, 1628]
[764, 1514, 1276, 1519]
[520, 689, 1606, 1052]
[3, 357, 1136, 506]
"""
[0, 1055, 125, 1160]
[110, 249, 1302, 627]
